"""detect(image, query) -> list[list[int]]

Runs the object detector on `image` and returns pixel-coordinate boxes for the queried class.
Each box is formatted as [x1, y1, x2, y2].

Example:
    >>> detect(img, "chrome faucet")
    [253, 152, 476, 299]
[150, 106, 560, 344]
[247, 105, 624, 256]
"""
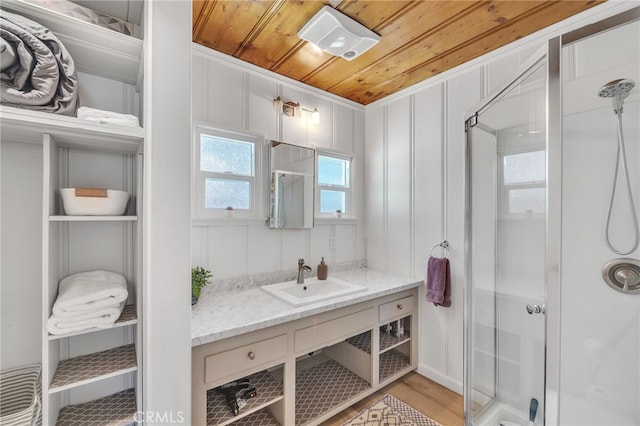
[297, 258, 312, 284]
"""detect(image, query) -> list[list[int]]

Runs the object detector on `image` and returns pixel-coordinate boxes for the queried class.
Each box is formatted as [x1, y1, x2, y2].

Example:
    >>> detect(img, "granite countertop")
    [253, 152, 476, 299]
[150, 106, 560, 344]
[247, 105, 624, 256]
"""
[191, 268, 423, 347]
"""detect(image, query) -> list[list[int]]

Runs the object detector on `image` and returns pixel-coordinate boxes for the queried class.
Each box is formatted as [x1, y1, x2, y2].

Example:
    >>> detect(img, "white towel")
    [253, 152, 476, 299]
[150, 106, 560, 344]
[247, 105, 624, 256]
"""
[52, 270, 128, 317]
[47, 302, 125, 335]
[77, 106, 140, 127]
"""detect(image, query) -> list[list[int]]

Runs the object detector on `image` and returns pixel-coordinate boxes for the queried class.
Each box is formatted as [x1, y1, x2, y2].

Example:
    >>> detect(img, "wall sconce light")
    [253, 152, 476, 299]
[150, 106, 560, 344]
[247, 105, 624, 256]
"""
[273, 96, 320, 124]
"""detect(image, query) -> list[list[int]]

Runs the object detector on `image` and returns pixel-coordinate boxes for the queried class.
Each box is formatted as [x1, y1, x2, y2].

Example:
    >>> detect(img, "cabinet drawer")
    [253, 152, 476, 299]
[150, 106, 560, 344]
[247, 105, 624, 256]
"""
[379, 295, 415, 322]
[205, 334, 286, 384]
[295, 308, 374, 354]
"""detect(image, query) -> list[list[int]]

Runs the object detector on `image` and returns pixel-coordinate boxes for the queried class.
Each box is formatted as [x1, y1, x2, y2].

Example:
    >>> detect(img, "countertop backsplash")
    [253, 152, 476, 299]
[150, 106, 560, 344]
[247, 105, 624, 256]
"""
[200, 259, 368, 296]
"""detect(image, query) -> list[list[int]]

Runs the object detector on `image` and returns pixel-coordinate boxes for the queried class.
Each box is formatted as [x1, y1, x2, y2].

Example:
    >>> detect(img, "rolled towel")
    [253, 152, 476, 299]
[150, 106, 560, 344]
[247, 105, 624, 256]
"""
[1, 9, 78, 115]
[47, 302, 125, 335]
[77, 106, 140, 127]
[425, 256, 451, 307]
[52, 270, 128, 317]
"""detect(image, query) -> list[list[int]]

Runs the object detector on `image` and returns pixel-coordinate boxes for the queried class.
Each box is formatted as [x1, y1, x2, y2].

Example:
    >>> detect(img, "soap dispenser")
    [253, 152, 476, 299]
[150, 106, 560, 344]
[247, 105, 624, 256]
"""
[317, 257, 328, 280]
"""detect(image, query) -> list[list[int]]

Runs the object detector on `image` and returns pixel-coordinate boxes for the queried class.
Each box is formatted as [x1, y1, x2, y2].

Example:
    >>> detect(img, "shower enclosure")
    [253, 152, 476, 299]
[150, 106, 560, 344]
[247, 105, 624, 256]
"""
[464, 7, 639, 426]
[464, 49, 548, 426]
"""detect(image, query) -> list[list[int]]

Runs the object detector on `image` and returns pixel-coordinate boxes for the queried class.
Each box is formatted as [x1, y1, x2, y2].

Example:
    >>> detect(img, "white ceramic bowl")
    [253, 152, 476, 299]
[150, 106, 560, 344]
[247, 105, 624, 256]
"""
[60, 188, 130, 215]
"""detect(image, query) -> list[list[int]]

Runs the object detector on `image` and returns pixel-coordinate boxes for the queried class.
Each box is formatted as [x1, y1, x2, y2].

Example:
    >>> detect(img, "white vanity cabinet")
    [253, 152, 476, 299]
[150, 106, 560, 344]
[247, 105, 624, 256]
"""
[192, 287, 418, 426]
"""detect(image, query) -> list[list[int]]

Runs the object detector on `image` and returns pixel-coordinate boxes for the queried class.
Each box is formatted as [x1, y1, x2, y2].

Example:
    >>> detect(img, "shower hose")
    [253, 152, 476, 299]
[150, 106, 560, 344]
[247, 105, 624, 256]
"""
[605, 112, 640, 255]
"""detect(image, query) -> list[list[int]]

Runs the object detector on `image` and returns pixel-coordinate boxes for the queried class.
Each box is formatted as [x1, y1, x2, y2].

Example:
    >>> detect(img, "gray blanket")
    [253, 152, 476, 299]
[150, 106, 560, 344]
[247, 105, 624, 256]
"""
[1, 9, 78, 115]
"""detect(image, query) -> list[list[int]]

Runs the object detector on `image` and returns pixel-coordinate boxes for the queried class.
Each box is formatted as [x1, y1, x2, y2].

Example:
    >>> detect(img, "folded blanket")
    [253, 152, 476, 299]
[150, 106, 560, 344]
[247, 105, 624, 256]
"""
[1, 9, 78, 115]
[77, 106, 140, 127]
[425, 256, 451, 307]
[52, 270, 128, 317]
[47, 302, 125, 335]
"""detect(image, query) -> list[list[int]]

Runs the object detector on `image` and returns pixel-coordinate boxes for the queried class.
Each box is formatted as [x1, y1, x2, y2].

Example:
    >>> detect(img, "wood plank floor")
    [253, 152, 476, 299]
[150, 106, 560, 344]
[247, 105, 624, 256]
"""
[320, 372, 464, 426]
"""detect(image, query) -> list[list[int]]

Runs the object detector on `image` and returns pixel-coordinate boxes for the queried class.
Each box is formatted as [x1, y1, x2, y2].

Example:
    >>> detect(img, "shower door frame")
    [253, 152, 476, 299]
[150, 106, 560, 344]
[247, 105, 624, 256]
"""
[462, 6, 640, 426]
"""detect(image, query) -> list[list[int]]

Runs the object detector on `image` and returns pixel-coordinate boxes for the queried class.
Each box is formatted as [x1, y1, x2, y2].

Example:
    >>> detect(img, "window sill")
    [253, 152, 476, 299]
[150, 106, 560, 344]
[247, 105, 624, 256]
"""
[191, 217, 268, 226]
[314, 217, 358, 225]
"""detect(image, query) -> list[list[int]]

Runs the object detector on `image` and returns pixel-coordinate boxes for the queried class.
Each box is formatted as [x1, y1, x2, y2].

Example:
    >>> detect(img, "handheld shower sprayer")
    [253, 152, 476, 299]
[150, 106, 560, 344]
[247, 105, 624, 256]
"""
[598, 78, 635, 114]
[598, 78, 639, 255]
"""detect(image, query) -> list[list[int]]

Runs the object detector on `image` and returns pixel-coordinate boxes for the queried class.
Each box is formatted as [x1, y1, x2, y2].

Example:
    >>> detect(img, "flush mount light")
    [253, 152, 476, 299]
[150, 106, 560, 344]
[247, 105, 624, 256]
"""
[297, 5, 380, 61]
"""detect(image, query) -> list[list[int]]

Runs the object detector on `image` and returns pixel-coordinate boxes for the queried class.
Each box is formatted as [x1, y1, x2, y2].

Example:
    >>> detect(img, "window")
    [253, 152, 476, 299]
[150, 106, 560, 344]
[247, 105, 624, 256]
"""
[194, 125, 262, 218]
[500, 149, 545, 216]
[317, 152, 352, 216]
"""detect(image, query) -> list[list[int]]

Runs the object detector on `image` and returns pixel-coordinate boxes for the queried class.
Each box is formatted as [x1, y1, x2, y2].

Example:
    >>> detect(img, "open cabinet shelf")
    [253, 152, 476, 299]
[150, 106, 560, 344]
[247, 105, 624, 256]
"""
[49, 215, 138, 222]
[56, 388, 137, 426]
[49, 344, 137, 393]
[206, 369, 283, 426]
[0, 0, 142, 85]
[0, 105, 143, 152]
[48, 304, 137, 340]
[295, 358, 370, 426]
[380, 330, 411, 353]
[379, 349, 411, 382]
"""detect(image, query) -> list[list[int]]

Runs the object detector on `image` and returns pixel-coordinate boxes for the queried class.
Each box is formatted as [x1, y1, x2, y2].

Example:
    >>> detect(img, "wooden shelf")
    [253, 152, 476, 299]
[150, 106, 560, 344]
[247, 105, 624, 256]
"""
[48, 304, 137, 340]
[49, 215, 138, 222]
[295, 359, 370, 425]
[49, 344, 137, 393]
[207, 369, 283, 426]
[56, 388, 136, 426]
[0, 105, 143, 153]
[0, 0, 142, 85]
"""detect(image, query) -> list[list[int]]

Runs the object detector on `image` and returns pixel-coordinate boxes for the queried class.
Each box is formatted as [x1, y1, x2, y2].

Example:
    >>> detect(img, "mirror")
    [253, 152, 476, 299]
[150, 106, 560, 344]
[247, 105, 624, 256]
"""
[269, 140, 315, 229]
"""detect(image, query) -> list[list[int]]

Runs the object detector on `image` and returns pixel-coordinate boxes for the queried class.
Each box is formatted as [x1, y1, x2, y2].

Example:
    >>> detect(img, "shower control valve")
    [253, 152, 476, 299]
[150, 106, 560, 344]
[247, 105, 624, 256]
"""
[526, 304, 545, 315]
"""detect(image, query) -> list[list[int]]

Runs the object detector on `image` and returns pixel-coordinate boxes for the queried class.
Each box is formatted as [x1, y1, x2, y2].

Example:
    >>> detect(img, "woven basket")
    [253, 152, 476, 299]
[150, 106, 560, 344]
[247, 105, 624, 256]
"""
[0, 364, 42, 426]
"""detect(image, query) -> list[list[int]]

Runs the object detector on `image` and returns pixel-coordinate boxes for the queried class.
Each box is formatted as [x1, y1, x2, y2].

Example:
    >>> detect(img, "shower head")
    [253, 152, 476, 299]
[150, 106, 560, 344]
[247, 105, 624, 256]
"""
[598, 78, 635, 114]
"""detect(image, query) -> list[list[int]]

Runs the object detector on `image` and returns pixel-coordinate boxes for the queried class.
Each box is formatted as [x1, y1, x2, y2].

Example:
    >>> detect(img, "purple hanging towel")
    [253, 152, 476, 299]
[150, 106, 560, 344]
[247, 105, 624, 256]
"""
[425, 256, 451, 307]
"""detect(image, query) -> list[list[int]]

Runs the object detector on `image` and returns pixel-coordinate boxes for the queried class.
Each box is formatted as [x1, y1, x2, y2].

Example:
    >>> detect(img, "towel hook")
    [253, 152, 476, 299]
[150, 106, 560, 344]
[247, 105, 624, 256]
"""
[429, 240, 449, 257]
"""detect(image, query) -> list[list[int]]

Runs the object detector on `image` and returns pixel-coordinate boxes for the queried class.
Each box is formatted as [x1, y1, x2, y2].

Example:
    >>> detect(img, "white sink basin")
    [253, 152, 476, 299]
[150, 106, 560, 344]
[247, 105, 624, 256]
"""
[261, 277, 367, 306]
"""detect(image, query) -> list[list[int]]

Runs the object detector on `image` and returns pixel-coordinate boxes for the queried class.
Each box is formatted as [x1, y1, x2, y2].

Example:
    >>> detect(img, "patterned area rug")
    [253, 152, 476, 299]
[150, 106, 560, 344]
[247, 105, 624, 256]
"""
[343, 394, 442, 426]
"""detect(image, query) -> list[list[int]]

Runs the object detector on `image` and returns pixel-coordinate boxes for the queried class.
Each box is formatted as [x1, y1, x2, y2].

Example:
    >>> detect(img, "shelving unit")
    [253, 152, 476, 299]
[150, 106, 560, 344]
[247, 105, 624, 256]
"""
[378, 316, 413, 383]
[0, 0, 147, 419]
[40, 128, 143, 424]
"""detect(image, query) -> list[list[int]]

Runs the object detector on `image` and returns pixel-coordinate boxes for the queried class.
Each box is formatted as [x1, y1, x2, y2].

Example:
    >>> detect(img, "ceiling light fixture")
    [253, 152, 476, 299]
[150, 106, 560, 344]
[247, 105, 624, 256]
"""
[297, 5, 380, 61]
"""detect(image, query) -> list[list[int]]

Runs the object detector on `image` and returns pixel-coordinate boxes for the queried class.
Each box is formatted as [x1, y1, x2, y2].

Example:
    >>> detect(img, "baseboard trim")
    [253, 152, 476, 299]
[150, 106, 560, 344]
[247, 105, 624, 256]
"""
[416, 363, 463, 395]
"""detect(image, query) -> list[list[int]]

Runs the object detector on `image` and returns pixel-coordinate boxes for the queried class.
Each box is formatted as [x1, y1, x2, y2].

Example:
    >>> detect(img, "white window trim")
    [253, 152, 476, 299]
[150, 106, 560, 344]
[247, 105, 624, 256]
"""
[193, 123, 264, 220]
[316, 150, 353, 219]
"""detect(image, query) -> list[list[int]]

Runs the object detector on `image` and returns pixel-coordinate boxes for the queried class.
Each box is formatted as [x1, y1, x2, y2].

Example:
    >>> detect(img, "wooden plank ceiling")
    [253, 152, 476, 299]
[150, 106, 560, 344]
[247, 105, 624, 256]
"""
[193, 0, 602, 105]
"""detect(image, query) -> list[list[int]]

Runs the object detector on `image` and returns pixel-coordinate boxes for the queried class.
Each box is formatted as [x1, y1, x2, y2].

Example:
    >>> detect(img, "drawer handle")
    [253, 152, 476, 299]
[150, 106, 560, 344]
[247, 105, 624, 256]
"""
[397, 304, 403, 310]
[247, 351, 256, 360]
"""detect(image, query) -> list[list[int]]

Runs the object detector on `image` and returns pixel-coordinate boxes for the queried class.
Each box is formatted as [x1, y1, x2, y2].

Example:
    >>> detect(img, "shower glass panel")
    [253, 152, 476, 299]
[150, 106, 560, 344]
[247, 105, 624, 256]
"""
[465, 54, 547, 426]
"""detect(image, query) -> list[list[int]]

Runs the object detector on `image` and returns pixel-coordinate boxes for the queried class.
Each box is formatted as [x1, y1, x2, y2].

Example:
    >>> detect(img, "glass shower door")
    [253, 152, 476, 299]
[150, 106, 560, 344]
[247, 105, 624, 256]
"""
[464, 54, 547, 426]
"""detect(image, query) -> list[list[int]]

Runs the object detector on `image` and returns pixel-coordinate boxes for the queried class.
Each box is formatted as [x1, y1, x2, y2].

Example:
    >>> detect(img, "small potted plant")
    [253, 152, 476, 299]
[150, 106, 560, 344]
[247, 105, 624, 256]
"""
[224, 206, 234, 218]
[191, 266, 212, 305]
[335, 209, 343, 218]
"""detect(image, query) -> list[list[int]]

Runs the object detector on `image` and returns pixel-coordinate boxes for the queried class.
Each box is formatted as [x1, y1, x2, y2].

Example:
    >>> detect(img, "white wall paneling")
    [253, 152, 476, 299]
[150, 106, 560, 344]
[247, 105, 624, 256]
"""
[143, 0, 192, 422]
[364, 106, 386, 270]
[191, 46, 366, 282]
[559, 19, 640, 425]
[1, 141, 43, 370]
